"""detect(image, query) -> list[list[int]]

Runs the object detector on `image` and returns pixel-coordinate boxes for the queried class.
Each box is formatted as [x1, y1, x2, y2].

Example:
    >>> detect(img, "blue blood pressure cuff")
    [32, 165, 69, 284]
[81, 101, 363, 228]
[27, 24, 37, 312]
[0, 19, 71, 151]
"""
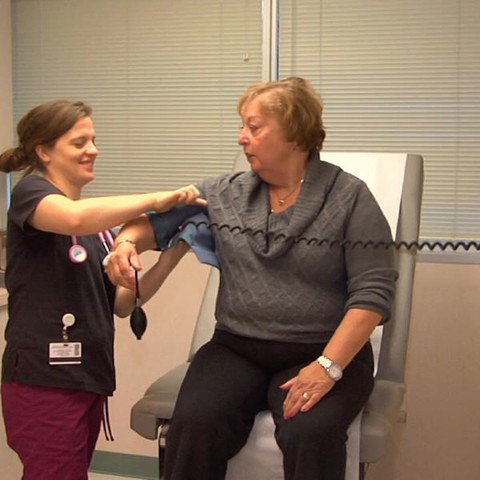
[147, 207, 220, 269]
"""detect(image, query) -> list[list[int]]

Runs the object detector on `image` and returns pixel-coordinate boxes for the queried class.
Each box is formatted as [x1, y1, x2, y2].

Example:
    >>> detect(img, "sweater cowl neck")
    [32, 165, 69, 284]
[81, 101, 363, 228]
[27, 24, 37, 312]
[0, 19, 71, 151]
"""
[207, 150, 342, 259]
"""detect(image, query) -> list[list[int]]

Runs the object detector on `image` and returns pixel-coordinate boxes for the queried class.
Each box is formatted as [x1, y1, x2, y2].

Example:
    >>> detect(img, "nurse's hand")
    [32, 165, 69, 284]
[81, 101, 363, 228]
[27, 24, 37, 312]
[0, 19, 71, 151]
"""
[153, 185, 207, 213]
[105, 240, 140, 290]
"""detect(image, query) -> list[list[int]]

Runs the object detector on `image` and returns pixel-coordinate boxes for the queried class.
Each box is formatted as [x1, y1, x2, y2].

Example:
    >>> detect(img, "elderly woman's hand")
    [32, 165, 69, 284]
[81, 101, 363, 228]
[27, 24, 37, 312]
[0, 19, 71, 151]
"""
[105, 241, 141, 290]
[280, 361, 335, 419]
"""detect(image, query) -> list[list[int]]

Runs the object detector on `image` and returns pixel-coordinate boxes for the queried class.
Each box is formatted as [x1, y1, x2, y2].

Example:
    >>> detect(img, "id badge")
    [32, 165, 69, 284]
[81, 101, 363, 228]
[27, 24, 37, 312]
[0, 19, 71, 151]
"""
[49, 342, 82, 365]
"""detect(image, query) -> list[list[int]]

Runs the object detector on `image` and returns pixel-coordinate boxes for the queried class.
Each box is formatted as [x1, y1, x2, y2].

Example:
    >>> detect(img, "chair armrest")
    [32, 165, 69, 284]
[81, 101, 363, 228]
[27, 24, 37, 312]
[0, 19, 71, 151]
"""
[130, 362, 189, 439]
[360, 379, 406, 463]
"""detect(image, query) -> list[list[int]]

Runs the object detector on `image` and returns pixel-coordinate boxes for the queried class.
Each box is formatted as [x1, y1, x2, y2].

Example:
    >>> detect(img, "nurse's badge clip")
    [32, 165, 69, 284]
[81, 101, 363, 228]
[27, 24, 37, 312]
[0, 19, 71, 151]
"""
[49, 313, 82, 365]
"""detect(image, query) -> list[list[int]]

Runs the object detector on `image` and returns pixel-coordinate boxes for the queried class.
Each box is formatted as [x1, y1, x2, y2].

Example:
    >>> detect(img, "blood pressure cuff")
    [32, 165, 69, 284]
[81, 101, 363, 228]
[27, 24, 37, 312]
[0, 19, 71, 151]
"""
[147, 207, 220, 269]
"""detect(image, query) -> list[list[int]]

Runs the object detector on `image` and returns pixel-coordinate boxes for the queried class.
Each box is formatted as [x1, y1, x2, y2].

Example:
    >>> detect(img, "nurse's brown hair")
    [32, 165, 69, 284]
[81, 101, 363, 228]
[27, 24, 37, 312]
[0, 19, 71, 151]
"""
[0, 100, 92, 176]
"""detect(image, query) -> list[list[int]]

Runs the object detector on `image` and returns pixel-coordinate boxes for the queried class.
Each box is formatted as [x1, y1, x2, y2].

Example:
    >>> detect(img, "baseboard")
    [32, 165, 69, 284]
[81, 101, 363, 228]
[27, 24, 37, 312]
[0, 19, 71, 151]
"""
[90, 450, 158, 479]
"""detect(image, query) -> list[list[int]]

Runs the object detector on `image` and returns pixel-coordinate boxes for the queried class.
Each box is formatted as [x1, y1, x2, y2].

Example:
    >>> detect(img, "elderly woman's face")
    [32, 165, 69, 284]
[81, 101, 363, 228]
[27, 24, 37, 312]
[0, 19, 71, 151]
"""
[238, 96, 296, 179]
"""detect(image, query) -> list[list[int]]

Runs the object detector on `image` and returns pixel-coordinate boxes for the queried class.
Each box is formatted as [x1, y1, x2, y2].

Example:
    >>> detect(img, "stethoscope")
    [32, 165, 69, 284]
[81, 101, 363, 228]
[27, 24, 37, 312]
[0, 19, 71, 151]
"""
[60, 231, 115, 348]
[69, 230, 114, 263]
[68, 229, 149, 340]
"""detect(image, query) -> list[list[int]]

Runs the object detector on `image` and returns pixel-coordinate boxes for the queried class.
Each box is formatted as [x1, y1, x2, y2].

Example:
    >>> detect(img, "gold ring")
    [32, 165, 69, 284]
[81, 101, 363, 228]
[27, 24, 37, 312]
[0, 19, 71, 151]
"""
[302, 392, 310, 400]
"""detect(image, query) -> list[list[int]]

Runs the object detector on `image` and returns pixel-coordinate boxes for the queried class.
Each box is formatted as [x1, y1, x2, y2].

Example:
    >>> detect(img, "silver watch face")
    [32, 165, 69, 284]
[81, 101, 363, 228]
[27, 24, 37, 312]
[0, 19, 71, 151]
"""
[318, 356, 343, 381]
[328, 363, 343, 381]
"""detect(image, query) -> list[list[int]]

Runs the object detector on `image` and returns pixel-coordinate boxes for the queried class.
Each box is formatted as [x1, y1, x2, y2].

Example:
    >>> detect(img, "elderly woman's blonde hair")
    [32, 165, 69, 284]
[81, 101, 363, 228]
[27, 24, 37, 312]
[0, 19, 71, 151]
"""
[237, 76, 326, 152]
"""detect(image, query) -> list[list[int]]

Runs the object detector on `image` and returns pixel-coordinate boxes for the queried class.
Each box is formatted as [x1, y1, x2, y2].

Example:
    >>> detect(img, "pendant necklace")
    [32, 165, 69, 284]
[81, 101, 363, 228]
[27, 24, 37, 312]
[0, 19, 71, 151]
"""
[271, 178, 304, 211]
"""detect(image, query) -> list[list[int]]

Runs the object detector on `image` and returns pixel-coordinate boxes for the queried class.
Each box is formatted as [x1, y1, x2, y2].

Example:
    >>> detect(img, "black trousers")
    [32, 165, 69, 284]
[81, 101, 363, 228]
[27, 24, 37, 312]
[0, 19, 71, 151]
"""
[164, 329, 374, 480]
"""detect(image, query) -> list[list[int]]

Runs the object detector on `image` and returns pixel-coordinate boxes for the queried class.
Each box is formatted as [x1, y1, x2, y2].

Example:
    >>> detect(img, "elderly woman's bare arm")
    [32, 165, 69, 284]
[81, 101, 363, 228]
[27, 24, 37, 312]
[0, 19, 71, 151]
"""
[114, 241, 191, 318]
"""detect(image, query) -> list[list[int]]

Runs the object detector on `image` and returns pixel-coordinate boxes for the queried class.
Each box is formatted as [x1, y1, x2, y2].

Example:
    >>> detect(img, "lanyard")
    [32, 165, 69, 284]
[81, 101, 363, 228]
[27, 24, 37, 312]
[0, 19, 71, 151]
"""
[69, 231, 114, 264]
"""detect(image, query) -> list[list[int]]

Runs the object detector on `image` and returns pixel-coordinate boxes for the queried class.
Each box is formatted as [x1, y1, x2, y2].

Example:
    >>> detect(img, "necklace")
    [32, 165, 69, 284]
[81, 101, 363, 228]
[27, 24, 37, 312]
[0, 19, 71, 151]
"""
[271, 178, 304, 209]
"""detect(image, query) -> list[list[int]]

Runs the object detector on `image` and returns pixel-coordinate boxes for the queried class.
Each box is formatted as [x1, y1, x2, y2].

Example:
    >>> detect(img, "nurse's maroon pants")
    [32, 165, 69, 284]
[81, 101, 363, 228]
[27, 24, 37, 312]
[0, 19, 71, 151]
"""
[1, 382, 105, 480]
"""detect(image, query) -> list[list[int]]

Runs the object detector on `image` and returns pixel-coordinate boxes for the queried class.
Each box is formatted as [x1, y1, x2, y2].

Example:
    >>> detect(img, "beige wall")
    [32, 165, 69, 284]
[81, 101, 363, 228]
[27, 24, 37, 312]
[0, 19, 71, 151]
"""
[0, 3, 18, 475]
[369, 260, 480, 480]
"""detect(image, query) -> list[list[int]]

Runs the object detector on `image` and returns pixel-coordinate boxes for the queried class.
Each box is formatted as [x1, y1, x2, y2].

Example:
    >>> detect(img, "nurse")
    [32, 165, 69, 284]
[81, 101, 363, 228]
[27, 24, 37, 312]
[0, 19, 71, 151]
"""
[0, 99, 205, 480]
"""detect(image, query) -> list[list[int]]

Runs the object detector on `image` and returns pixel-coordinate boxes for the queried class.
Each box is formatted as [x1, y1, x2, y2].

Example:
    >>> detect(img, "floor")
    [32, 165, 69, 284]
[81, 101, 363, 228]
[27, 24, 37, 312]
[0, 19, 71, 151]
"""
[89, 474, 142, 480]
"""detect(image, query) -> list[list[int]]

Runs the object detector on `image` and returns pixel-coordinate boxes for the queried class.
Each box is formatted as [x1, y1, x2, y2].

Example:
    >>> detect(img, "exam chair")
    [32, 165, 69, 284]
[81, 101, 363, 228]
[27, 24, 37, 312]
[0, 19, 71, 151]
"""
[130, 152, 424, 479]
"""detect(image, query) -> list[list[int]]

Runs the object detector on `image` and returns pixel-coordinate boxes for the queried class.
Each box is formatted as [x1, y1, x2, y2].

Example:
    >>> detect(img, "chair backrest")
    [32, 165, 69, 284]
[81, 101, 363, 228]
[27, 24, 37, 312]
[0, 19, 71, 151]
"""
[189, 151, 423, 388]
[189, 267, 220, 357]
[375, 154, 423, 383]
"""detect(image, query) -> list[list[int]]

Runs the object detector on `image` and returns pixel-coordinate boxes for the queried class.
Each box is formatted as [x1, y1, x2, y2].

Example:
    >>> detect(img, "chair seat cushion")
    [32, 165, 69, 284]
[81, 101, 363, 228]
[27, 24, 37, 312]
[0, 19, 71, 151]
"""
[130, 363, 188, 439]
[227, 411, 283, 480]
[130, 367, 406, 465]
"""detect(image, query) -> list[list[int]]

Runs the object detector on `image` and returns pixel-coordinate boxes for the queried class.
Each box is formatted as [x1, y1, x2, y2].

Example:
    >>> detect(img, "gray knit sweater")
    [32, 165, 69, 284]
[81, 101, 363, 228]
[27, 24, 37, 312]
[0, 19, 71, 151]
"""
[149, 152, 397, 344]
[200, 152, 397, 343]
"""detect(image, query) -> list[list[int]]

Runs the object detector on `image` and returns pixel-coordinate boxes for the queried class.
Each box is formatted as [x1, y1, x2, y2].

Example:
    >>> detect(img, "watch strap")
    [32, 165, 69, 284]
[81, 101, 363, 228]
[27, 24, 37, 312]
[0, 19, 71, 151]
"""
[316, 355, 343, 381]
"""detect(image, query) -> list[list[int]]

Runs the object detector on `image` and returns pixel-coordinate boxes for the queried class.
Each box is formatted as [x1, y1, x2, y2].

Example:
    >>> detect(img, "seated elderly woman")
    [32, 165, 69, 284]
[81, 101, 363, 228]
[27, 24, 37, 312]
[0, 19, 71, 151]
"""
[107, 77, 397, 480]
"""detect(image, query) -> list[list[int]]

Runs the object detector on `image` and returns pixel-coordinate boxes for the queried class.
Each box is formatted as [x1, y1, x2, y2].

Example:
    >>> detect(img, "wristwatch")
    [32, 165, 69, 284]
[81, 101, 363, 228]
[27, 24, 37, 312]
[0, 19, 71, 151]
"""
[316, 355, 343, 381]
